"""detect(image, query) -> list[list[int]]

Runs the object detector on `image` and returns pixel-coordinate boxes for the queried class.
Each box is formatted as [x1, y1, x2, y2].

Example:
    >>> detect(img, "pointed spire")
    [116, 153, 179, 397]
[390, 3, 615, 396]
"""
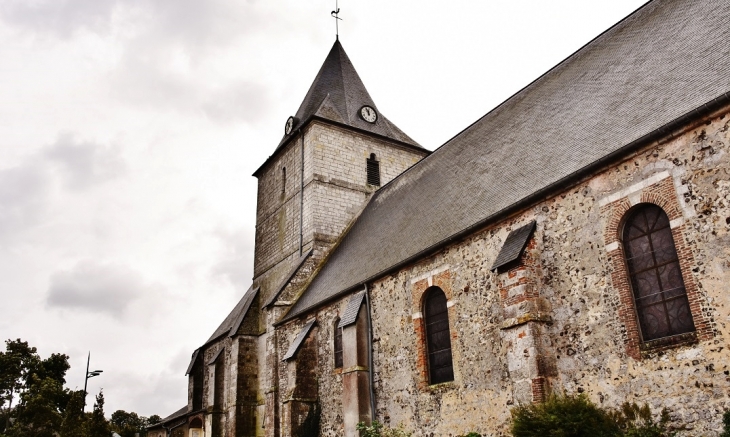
[276, 40, 421, 150]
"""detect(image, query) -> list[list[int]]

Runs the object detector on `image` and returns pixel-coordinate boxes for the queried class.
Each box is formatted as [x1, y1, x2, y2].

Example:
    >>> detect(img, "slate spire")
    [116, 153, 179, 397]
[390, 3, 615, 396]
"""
[277, 40, 421, 149]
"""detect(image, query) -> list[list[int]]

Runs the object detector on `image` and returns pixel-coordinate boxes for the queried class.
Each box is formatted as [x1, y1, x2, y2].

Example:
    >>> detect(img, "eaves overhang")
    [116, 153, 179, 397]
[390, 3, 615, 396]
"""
[252, 115, 429, 178]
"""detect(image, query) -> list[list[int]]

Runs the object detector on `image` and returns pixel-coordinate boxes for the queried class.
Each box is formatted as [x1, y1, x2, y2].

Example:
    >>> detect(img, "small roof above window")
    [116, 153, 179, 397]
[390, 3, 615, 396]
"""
[185, 348, 201, 376]
[491, 221, 536, 271]
[282, 319, 317, 361]
[338, 291, 365, 329]
[207, 347, 224, 365]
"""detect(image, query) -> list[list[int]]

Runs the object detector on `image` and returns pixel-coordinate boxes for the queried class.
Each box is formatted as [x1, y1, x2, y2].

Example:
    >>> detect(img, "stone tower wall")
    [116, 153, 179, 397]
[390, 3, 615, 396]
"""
[254, 121, 426, 295]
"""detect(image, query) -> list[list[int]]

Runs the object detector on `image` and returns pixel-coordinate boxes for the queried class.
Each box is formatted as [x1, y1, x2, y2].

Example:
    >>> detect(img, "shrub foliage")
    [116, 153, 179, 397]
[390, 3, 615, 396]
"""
[511, 393, 676, 437]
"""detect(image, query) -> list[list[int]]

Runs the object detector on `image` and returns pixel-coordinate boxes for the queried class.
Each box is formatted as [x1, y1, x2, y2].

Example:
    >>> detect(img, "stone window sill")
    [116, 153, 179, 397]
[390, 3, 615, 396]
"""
[425, 381, 456, 392]
[640, 331, 698, 357]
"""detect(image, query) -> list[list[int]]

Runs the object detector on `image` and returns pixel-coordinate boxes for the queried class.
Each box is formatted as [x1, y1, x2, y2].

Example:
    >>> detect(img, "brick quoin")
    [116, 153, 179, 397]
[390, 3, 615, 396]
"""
[603, 178, 713, 359]
[411, 270, 456, 389]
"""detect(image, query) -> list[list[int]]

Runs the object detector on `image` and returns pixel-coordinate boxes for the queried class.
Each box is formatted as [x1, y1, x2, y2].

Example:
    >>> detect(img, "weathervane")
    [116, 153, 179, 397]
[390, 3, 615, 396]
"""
[331, 0, 342, 40]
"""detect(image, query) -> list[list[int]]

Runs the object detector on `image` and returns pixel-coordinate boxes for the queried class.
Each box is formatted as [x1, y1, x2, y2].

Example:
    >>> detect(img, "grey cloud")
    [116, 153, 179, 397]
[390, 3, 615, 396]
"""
[46, 261, 148, 318]
[0, 0, 119, 37]
[142, 0, 268, 48]
[107, 368, 187, 417]
[44, 133, 127, 191]
[0, 0, 270, 50]
[0, 160, 51, 239]
[211, 228, 254, 290]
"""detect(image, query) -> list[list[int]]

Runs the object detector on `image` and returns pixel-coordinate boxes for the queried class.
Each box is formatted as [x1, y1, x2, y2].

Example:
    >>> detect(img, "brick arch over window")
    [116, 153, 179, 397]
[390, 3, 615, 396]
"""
[603, 196, 712, 359]
[423, 286, 454, 384]
[622, 204, 694, 341]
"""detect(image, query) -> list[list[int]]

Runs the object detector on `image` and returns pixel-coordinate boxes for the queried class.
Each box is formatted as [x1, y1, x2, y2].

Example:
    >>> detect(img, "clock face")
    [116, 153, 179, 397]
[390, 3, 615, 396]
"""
[360, 105, 377, 123]
[285, 116, 295, 135]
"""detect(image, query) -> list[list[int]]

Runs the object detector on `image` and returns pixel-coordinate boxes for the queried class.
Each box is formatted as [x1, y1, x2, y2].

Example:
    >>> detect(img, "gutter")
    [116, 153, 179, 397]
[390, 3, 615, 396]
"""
[300, 128, 305, 256]
[364, 285, 376, 422]
[278, 91, 730, 323]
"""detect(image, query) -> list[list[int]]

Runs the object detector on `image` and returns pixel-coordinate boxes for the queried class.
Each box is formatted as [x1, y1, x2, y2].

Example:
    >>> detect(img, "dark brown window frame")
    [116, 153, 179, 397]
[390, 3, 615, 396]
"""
[423, 286, 454, 385]
[622, 204, 696, 344]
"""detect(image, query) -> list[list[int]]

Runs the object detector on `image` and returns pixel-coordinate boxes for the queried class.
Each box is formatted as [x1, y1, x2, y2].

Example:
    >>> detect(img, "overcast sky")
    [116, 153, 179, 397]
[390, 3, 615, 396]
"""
[0, 0, 648, 418]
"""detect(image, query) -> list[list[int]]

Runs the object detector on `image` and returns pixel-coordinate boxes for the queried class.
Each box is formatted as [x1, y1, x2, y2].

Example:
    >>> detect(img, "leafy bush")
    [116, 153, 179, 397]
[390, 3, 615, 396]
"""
[614, 402, 674, 437]
[511, 393, 620, 437]
[356, 421, 412, 437]
[457, 433, 482, 437]
[511, 394, 681, 437]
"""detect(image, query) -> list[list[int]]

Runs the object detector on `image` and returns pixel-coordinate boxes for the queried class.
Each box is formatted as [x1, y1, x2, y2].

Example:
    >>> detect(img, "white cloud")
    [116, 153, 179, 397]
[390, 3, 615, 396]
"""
[211, 227, 255, 290]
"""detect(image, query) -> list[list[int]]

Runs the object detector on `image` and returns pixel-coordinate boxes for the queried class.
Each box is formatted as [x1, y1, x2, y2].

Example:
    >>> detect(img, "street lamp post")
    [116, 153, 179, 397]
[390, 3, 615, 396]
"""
[83, 352, 103, 412]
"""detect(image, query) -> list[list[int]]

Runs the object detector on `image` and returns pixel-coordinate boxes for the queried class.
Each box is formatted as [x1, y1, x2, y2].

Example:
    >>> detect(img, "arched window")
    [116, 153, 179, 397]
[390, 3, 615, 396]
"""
[622, 204, 695, 341]
[189, 418, 203, 437]
[333, 318, 343, 369]
[366, 153, 380, 186]
[423, 287, 454, 384]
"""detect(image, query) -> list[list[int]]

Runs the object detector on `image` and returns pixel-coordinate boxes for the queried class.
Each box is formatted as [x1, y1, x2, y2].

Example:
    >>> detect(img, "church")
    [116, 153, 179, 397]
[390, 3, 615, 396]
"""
[147, 0, 730, 436]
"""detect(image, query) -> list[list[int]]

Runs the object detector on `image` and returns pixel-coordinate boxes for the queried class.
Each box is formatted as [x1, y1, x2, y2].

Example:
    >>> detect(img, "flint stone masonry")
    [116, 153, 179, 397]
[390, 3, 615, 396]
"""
[272, 107, 730, 436]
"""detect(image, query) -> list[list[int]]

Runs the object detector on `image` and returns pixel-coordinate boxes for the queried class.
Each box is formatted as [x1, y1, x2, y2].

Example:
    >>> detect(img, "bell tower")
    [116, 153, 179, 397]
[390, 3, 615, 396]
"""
[252, 39, 428, 306]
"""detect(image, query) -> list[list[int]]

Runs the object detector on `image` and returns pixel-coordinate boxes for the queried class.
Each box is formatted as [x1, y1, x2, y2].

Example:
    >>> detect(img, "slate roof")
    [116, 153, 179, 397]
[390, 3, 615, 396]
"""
[284, 0, 730, 320]
[338, 291, 365, 328]
[207, 347, 224, 365]
[185, 348, 201, 376]
[263, 249, 313, 308]
[282, 319, 316, 361]
[148, 405, 188, 427]
[205, 285, 259, 344]
[491, 221, 536, 271]
[255, 40, 423, 177]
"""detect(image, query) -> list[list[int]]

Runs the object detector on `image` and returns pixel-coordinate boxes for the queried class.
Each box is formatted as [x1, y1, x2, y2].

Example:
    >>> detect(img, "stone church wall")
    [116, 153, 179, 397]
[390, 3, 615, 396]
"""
[277, 107, 730, 436]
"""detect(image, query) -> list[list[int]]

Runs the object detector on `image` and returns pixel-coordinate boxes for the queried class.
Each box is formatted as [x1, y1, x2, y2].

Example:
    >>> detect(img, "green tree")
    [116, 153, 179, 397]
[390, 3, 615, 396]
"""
[59, 390, 87, 437]
[0, 340, 73, 437]
[111, 409, 148, 437]
[0, 339, 41, 429]
[5, 377, 65, 437]
[87, 391, 110, 437]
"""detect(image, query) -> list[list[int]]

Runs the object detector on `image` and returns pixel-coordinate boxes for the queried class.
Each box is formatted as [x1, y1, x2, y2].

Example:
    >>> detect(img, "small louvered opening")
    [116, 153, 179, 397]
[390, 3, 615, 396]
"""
[281, 167, 286, 193]
[367, 153, 380, 186]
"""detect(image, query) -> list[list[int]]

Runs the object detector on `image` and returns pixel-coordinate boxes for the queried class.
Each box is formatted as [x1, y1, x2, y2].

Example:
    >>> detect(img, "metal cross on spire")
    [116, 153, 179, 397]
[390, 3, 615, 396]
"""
[331, 0, 342, 40]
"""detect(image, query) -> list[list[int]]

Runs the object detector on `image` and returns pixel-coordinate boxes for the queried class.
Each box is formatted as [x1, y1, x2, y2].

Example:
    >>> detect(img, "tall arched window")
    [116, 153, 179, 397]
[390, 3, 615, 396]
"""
[423, 287, 454, 384]
[623, 204, 695, 341]
[333, 318, 343, 369]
